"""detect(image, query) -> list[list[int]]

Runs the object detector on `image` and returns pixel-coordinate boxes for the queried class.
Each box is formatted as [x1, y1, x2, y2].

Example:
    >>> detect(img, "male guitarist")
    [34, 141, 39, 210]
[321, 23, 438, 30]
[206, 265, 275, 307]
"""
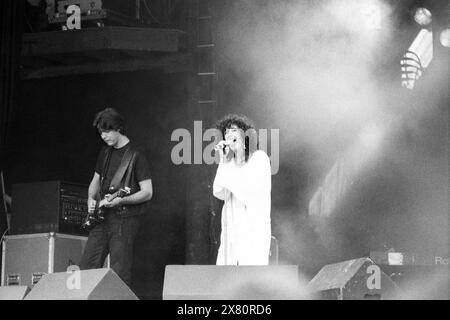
[79, 108, 153, 288]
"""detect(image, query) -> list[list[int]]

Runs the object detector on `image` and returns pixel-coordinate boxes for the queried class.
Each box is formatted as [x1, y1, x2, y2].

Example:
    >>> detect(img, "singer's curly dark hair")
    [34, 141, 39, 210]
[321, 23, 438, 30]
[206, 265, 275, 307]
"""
[215, 114, 258, 161]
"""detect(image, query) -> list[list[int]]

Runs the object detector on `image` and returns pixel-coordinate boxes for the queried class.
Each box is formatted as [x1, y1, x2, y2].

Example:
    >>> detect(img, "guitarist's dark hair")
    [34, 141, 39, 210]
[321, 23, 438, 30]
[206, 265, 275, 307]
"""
[93, 108, 126, 134]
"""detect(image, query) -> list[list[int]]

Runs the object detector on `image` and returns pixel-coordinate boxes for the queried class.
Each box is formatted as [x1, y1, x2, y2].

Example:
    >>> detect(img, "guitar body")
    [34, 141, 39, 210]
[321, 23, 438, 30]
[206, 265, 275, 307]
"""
[82, 187, 131, 231]
[82, 206, 106, 231]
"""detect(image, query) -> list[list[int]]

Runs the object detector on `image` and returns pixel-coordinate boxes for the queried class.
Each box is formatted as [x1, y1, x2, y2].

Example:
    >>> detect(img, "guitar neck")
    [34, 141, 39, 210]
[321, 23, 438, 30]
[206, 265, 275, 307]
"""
[106, 188, 128, 200]
[108, 190, 121, 201]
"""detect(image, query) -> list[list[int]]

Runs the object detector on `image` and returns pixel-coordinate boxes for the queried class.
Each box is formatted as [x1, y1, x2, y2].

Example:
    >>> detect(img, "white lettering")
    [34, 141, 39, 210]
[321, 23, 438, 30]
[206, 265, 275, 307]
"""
[171, 128, 192, 164]
[66, 265, 81, 290]
[178, 304, 211, 318]
[366, 265, 381, 290]
[435, 256, 449, 265]
[66, 5, 81, 30]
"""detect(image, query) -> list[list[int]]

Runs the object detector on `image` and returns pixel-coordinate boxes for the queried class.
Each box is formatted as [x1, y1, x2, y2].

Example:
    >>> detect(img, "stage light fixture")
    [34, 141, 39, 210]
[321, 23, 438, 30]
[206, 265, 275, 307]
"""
[439, 29, 450, 48]
[414, 7, 432, 26]
[401, 28, 433, 89]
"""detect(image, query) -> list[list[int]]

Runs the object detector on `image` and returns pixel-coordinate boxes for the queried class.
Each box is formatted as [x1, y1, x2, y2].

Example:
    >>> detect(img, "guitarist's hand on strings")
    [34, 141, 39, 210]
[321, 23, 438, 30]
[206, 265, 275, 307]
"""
[103, 195, 123, 208]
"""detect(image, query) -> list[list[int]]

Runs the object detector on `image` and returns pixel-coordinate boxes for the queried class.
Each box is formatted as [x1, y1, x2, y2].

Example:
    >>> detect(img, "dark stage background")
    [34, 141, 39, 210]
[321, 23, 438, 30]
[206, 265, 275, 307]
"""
[4, 70, 191, 299]
[1, 0, 449, 300]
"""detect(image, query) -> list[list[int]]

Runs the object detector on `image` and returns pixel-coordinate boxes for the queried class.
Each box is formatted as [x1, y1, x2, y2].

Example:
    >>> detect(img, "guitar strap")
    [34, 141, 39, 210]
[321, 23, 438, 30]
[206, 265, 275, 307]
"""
[122, 152, 137, 188]
[100, 145, 136, 197]
[109, 146, 136, 192]
[100, 147, 113, 197]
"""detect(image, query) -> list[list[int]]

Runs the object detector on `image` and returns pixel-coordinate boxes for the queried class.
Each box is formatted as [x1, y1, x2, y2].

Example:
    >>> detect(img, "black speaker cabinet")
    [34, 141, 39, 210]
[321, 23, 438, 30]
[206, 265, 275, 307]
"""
[11, 180, 88, 236]
[307, 257, 401, 300]
[163, 265, 300, 300]
[25, 268, 138, 300]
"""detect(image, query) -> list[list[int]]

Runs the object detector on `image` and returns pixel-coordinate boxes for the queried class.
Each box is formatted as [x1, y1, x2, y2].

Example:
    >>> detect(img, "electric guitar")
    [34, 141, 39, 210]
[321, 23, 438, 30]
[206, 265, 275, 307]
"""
[82, 187, 131, 230]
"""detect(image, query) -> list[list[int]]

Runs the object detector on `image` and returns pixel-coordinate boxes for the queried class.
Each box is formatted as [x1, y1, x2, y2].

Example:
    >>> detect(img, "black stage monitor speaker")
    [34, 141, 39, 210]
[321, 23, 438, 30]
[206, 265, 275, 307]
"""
[25, 268, 138, 300]
[307, 257, 401, 300]
[0, 286, 30, 300]
[163, 265, 301, 300]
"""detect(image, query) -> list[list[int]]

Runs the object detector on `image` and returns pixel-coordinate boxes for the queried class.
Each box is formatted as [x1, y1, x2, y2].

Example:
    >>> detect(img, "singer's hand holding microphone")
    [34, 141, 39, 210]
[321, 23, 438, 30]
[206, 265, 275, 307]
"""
[214, 138, 236, 151]
[214, 137, 237, 162]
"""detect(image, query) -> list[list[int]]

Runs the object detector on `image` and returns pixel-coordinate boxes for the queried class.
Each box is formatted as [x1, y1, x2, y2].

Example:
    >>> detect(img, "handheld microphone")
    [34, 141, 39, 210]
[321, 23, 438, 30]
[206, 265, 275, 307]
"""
[214, 138, 237, 151]
[224, 138, 237, 145]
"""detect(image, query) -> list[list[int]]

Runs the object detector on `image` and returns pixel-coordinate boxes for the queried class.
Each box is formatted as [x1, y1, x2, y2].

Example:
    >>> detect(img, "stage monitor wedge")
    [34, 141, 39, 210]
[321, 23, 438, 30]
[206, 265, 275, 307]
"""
[163, 265, 302, 300]
[307, 257, 401, 300]
[25, 268, 138, 300]
[0, 286, 30, 300]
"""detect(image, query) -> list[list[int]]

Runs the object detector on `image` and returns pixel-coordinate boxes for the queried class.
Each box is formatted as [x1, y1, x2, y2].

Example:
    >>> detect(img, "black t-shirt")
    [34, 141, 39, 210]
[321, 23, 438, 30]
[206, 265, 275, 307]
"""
[94, 142, 151, 216]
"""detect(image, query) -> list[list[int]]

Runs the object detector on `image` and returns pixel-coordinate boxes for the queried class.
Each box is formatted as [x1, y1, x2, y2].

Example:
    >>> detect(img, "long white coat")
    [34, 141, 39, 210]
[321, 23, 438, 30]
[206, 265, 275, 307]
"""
[213, 150, 272, 265]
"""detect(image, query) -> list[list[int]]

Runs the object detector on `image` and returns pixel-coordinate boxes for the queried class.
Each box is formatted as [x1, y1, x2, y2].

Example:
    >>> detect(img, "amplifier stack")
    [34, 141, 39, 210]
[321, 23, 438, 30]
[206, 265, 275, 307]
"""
[11, 180, 89, 236]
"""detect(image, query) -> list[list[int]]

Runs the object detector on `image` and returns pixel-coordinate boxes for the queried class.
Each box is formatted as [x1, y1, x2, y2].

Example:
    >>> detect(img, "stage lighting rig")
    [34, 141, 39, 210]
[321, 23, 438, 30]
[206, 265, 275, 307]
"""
[440, 28, 450, 48]
[414, 7, 432, 26]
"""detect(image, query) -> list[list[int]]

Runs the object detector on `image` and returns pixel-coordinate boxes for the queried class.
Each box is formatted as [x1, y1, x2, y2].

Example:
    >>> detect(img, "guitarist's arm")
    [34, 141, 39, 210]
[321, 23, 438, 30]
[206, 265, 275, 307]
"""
[87, 172, 101, 213]
[103, 179, 153, 207]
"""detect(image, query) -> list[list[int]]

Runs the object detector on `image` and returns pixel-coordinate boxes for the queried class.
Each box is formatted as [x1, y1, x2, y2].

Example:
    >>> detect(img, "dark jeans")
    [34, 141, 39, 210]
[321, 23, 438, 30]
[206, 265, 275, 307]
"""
[79, 212, 141, 288]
